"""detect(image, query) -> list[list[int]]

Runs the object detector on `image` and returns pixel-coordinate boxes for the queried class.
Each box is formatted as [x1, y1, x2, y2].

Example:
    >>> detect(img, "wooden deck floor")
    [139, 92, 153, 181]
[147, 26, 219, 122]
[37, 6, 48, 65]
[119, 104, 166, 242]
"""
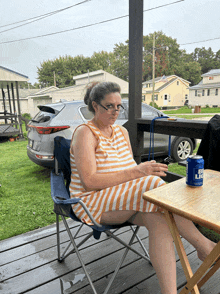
[1, 219, 220, 294]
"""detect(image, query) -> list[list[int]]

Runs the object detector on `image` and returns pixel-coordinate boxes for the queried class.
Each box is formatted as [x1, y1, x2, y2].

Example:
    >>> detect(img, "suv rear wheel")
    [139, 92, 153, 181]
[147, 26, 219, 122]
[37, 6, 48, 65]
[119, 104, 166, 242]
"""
[172, 137, 193, 162]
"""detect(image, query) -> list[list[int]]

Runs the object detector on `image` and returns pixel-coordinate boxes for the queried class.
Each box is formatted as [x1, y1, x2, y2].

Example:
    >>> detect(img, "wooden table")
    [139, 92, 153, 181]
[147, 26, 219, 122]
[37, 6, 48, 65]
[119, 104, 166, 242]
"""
[143, 169, 220, 294]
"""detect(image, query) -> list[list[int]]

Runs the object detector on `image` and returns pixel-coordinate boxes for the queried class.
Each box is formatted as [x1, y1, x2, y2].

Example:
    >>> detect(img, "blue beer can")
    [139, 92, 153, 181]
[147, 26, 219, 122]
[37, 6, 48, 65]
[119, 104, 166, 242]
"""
[186, 155, 204, 187]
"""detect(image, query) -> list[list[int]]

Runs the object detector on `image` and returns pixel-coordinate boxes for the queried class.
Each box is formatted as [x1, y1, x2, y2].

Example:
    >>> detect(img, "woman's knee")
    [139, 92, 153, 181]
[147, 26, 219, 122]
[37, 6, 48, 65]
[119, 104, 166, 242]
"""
[141, 213, 172, 236]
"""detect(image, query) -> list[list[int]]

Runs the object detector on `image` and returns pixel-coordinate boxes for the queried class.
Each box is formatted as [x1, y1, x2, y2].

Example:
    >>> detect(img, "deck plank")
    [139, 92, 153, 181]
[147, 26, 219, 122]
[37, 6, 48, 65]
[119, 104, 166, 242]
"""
[1, 220, 220, 294]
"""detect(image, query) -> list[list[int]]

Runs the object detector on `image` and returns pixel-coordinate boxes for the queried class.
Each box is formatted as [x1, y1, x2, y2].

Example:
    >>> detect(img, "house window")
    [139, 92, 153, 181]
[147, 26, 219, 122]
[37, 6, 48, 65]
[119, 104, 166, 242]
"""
[202, 90, 205, 96]
[177, 81, 179, 86]
[152, 94, 158, 101]
[142, 95, 145, 101]
[207, 89, 210, 96]
[195, 90, 197, 96]
[215, 89, 218, 96]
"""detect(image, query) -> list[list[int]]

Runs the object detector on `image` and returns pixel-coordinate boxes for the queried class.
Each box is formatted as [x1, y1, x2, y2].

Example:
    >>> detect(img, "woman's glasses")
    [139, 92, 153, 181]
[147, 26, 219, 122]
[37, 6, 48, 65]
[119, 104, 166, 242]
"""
[98, 103, 125, 113]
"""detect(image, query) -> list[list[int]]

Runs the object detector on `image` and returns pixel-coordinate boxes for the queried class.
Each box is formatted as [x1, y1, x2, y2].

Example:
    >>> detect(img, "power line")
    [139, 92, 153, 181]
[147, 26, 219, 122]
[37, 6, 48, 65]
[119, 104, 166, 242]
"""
[180, 36, 220, 47]
[0, 0, 91, 34]
[0, 0, 184, 45]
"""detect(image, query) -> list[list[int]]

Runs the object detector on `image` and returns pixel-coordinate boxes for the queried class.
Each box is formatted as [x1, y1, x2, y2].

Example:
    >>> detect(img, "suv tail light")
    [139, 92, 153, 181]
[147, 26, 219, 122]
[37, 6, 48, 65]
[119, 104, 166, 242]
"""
[28, 125, 70, 134]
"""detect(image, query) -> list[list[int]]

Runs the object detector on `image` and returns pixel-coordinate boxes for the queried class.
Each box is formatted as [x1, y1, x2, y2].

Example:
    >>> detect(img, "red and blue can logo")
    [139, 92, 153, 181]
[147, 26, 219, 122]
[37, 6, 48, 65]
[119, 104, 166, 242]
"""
[186, 155, 204, 187]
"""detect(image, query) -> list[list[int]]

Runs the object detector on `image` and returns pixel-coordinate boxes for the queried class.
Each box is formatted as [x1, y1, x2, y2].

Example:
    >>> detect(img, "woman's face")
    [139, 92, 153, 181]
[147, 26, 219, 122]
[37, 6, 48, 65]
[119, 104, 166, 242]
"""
[93, 92, 122, 125]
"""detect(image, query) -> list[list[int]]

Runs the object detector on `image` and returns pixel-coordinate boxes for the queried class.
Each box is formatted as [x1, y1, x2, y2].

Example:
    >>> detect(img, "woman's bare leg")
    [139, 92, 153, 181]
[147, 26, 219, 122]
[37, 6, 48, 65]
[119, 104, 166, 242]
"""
[131, 212, 177, 294]
[173, 214, 216, 261]
[101, 211, 177, 294]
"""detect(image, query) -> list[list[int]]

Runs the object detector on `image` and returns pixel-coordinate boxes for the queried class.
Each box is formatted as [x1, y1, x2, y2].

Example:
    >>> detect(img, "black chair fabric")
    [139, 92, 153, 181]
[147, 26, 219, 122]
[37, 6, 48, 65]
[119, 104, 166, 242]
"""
[197, 114, 220, 171]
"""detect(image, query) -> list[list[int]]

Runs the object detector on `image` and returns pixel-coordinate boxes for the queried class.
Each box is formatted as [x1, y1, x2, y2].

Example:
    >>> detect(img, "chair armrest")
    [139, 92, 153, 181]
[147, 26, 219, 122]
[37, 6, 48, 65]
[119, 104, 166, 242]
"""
[50, 170, 102, 228]
[51, 170, 81, 205]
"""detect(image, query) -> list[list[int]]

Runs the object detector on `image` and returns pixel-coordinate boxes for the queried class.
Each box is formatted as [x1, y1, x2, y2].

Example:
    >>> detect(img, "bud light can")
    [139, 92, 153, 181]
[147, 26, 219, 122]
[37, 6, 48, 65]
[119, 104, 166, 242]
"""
[186, 155, 204, 187]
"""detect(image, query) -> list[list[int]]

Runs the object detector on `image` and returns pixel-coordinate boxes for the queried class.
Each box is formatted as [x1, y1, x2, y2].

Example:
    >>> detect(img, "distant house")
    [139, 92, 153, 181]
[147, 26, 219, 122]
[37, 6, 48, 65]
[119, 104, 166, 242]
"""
[189, 69, 220, 107]
[73, 70, 129, 98]
[24, 70, 129, 117]
[142, 75, 190, 108]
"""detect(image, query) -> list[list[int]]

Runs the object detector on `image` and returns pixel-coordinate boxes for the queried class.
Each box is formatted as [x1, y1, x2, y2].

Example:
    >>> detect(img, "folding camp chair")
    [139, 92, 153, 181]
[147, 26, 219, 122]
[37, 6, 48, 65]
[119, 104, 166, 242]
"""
[50, 136, 151, 294]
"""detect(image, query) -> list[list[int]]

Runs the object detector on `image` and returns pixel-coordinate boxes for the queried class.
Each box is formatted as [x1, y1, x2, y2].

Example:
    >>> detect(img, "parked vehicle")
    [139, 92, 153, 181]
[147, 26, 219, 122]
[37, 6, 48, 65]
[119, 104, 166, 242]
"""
[27, 100, 197, 168]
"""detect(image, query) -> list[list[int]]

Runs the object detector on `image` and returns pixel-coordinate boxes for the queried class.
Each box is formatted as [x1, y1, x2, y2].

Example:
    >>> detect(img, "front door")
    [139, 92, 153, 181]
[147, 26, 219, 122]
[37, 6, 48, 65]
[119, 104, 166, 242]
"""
[164, 94, 168, 106]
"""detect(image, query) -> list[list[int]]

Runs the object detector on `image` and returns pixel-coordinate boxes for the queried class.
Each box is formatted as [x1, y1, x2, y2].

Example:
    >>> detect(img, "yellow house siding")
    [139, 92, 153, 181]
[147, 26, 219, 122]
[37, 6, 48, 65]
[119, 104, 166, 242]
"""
[142, 78, 189, 107]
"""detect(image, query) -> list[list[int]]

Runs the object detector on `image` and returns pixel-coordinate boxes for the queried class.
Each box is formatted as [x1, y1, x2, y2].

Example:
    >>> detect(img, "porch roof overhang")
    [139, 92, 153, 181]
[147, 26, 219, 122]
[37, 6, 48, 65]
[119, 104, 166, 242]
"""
[0, 66, 29, 87]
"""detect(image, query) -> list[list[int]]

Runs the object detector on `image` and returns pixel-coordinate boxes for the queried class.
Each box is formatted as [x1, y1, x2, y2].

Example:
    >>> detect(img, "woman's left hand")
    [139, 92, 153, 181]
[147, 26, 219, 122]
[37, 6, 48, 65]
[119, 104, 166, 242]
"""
[137, 160, 168, 177]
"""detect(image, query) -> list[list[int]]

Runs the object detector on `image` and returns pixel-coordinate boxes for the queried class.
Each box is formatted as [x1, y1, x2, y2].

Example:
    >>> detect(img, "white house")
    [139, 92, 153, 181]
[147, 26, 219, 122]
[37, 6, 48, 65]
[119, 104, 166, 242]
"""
[23, 70, 129, 117]
[72, 70, 129, 97]
[189, 69, 220, 107]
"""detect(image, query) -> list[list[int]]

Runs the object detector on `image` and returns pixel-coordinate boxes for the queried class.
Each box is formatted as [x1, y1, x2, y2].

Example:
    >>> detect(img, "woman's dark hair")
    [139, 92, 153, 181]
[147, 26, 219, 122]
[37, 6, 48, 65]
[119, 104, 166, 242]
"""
[84, 81, 121, 114]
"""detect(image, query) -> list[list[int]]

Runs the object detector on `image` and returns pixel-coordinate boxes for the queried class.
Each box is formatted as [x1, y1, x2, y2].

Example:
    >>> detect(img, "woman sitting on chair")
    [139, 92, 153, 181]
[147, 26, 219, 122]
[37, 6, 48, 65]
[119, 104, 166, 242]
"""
[70, 81, 216, 294]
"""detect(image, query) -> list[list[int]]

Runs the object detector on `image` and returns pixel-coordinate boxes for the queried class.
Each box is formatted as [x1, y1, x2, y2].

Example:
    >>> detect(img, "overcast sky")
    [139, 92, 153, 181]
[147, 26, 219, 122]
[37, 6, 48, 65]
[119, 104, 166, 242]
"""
[1, 0, 220, 84]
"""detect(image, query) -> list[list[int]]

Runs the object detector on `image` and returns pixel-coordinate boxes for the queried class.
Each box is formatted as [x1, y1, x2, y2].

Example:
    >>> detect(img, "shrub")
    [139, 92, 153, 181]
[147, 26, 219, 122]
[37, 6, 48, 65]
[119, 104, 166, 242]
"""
[22, 113, 32, 120]
[149, 102, 160, 110]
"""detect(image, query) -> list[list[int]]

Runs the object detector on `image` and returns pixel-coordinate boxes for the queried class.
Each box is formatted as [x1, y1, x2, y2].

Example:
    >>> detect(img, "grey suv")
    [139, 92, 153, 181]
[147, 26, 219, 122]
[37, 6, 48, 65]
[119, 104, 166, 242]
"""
[27, 100, 196, 168]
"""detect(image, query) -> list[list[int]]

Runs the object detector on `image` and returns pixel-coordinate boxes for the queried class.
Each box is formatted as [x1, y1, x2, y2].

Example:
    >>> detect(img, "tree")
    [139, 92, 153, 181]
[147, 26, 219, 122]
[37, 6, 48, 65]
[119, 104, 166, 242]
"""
[36, 32, 218, 88]
[143, 31, 182, 81]
[172, 61, 202, 86]
[111, 41, 129, 81]
[90, 51, 115, 73]
[193, 47, 215, 74]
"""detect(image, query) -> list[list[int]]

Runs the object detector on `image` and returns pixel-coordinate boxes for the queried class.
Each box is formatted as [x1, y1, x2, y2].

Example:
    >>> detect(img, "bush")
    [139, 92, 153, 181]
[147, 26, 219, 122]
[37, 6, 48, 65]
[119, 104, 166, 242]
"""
[22, 113, 32, 120]
[149, 102, 160, 110]
[205, 104, 210, 108]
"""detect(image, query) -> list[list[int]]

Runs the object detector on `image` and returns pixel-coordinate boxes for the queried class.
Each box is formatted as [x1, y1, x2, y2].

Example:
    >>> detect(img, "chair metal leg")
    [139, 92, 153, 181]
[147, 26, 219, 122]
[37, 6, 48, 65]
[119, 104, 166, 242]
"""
[61, 216, 98, 294]
[61, 231, 94, 261]
[130, 226, 151, 260]
[105, 227, 151, 262]
[59, 223, 85, 261]
[103, 226, 141, 294]
[56, 214, 61, 261]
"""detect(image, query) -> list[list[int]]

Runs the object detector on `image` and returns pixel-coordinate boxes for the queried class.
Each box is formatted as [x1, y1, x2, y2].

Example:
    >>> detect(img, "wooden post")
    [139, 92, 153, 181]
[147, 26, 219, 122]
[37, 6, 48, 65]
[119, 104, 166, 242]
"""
[11, 82, 17, 115]
[15, 81, 24, 138]
[7, 84, 13, 114]
[1, 87, 7, 124]
[127, 0, 144, 163]
[152, 32, 155, 108]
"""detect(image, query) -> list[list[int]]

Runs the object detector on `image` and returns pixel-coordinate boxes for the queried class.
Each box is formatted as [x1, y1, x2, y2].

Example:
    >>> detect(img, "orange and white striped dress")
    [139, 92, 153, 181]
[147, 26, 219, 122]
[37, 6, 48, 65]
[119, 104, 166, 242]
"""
[69, 121, 165, 225]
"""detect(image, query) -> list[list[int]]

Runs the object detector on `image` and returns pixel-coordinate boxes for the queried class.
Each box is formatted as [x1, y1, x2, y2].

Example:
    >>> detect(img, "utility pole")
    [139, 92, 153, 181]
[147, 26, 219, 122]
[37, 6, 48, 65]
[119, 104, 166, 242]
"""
[87, 69, 90, 83]
[152, 32, 155, 108]
[53, 71, 56, 87]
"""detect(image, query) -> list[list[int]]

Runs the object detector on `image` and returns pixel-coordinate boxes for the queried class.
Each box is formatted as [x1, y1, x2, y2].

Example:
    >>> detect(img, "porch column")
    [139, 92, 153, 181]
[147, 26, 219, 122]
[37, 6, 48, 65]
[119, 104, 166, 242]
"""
[127, 0, 144, 163]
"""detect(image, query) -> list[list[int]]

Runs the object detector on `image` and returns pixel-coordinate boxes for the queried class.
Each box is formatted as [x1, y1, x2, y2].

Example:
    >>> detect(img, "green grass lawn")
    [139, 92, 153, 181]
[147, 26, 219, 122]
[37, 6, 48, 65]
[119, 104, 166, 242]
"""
[0, 137, 219, 243]
[0, 140, 53, 240]
[164, 106, 220, 114]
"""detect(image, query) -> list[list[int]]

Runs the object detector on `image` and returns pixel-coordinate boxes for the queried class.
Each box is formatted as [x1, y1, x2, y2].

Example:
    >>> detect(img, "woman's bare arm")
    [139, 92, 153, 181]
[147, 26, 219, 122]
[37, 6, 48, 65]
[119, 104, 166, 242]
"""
[72, 125, 168, 191]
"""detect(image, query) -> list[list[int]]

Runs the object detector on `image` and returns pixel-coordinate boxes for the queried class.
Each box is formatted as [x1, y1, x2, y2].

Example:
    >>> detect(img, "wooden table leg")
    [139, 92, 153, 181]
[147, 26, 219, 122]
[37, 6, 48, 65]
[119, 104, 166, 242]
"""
[185, 241, 220, 290]
[164, 210, 200, 294]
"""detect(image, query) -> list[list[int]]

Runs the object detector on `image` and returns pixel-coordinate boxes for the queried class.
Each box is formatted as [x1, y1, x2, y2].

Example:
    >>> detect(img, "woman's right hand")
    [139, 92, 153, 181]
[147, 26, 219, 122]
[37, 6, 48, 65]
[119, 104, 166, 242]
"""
[136, 160, 168, 177]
